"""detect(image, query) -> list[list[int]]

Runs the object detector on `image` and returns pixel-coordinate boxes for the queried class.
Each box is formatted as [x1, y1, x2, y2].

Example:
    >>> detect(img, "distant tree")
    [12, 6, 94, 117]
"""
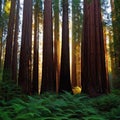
[110, 0, 115, 76]
[41, 0, 55, 93]
[12, 0, 20, 83]
[32, 0, 39, 94]
[0, 0, 10, 68]
[114, 0, 120, 76]
[59, 0, 72, 93]
[81, 0, 109, 97]
[53, 0, 60, 93]
[18, 0, 32, 94]
[72, 0, 82, 88]
[110, 0, 120, 88]
[2, 0, 16, 80]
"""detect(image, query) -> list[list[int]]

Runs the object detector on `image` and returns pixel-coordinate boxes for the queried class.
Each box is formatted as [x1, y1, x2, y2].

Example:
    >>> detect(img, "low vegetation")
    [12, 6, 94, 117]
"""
[0, 80, 120, 120]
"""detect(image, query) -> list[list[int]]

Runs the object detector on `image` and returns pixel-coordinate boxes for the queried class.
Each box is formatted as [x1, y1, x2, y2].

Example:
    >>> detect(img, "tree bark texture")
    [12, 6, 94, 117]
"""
[41, 0, 55, 93]
[18, 0, 32, 94]
[32, 0, 39, 94]
[53, 0, 60, 93]
[12, 0, 20, 83]
[3, 0, 16, 80]
[59, 0, 72, 93]
[81, 0, 109, 96]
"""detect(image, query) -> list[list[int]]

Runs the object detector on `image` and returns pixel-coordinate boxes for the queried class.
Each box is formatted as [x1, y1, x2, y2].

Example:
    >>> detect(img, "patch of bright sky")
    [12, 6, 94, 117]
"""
[18, 0, 24, 46]
[106, 0, 111, 13]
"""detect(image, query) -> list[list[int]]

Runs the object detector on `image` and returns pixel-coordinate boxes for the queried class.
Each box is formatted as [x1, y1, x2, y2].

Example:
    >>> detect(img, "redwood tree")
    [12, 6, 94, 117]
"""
[81, 0, 109, 96]
[59, 0, 72, 92]
[72, 0, 82, 87]
[32, 0, 39, 94]
[18, 0, 32, 94]
[12, 0, 20, 82]
[110, 0, 120, 88]
[53, 0, 60, 93]
[41, 0, 55, 93]
[2, 0, 16, 80]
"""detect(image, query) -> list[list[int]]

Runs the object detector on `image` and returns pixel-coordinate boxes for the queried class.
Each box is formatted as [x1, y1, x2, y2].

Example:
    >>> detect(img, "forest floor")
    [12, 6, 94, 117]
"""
[0, 80, 120, 120]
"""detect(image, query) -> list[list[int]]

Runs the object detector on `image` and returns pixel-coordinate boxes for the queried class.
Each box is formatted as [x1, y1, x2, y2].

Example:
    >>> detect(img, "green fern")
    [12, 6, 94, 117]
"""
[0, 88, 120, 120]
[83, 115, 106, 120]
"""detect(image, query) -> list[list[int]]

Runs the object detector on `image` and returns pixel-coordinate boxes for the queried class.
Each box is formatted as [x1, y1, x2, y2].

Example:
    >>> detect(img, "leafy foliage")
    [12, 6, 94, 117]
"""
[0, 83, 120, 120]
[4, 0, 11, 14]
[112, 77, 120, 89]
[0, 80, 23, 101]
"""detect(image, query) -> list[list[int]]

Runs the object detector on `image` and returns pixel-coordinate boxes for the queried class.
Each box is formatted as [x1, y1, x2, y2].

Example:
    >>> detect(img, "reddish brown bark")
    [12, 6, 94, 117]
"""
[53, 0, 60, 93]
[3, 0, 16, 80]
[81, 0, 109, 97]
[12, 0, 20, 83]
[59, 0, 72, 93]
[18, 0, 32, 94]
[32, 1, 39, 94]
[41, 0, 55, 93]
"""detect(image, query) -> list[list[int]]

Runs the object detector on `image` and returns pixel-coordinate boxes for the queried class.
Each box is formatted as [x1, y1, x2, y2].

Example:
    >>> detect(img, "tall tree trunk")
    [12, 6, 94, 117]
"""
[111, 0, 120, 74]
[72, 0, 82, 87]
[110, 0, 120, 88]
[32, 0, 39, 94]
[110, 0, 115, 78]
[53, 0, 60, 93]
[81, 0, 109, 97]
[2, 0, 16, 80]
[18, 0, 32, 94]
[59, 0, 72, 93]
[41, 0, 55, 93]
[108, 29, 114, 88]
[72, 0, 77, 87]
[103, 27, 110, 89]
[12, 0, 19, 83]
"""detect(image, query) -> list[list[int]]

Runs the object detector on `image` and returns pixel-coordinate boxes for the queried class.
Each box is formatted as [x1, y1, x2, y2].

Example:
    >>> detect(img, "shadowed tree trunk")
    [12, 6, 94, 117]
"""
[18, 0, 32, 94]
[59, 0, 72, 93]
[32, 0, 39, 94]
[81, 0, 109, 97]
[12, 0, 20, 83]
[2, 0, 16, 80]
[41, 0, 55, 93]
[53, 0, 60, 93]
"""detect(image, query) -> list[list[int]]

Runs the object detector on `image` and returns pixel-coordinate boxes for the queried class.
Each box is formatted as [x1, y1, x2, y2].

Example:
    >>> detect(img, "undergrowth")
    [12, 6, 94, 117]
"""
[0, 80, 24, 101]
[0, 85, 120, 120]
[0, 74, 120, 120]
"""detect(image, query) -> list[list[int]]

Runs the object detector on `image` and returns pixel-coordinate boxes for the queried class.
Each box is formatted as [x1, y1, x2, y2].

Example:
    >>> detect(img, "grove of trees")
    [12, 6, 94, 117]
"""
[0, 0, 120, 96]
